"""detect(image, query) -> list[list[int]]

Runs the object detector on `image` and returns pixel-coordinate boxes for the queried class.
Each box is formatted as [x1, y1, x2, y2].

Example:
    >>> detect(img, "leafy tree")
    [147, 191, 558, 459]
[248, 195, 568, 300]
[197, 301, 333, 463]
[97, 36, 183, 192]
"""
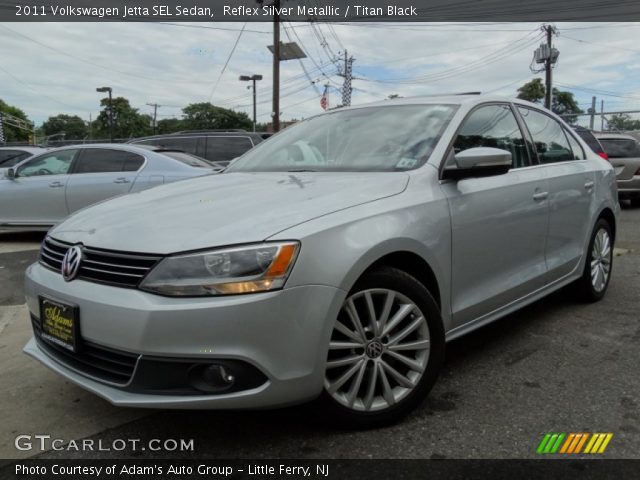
[516, 79, 583, 123]
[182, 103, 252, 131]
[42, 114, 88, 140]
[157, 118, 184, 134]
[95, 96, 152, 139]
[0, 98, 32, 142]
[607, 114, 640, 131]
[517, 78, 545, 102]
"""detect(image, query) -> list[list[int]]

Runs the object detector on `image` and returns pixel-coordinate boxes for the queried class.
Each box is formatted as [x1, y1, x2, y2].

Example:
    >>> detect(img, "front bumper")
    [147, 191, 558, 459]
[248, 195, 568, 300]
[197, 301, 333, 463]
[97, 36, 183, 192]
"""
[24, 262, 346, 408]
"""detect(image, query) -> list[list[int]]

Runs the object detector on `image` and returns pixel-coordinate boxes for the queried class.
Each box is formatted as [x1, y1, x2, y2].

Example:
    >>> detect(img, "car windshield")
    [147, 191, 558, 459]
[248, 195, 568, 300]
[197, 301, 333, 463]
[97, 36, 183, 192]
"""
[159, 151, 212, 168]
[227, 104, 458, 172]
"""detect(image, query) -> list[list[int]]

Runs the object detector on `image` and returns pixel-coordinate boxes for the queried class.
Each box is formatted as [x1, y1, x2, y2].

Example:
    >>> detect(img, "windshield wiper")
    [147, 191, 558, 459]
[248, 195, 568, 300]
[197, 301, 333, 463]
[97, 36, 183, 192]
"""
[287, 169, 317, 172]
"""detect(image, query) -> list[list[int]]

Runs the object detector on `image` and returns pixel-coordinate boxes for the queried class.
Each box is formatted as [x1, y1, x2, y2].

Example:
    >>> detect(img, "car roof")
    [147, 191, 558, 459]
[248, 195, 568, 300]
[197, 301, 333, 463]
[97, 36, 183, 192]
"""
[594, 132, 638, 140]
[129, 130, 267, 142]
[0, 146, 45, 153]
[38, 143, 157, 155]
[341, 94, 541, 110]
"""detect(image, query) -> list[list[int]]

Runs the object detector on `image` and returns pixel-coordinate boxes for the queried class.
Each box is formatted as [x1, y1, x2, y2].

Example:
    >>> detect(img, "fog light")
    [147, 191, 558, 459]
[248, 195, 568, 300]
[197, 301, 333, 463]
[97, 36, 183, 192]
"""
[188, 364, 236, 393]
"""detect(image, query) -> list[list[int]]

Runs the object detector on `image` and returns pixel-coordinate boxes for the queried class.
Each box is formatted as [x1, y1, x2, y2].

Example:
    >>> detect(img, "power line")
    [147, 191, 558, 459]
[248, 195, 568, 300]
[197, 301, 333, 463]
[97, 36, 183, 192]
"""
[353, 29, 542, 85]
[208, 22, 247, 102]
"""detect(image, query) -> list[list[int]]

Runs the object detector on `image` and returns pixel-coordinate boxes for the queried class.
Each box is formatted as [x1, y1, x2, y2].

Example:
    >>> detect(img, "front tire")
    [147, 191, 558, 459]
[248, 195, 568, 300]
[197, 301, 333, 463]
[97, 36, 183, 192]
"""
[321, 266, 444, 428]
[574, 218, 613, 302]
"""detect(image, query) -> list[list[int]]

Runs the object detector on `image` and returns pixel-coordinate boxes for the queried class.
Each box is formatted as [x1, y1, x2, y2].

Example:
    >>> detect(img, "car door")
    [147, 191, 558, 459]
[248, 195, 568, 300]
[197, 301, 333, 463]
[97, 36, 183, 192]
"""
[517, 106, 595, 281]
[439, 103, 550, 327]
[0, 149, 77, 225]
[65, 148, 145, 214]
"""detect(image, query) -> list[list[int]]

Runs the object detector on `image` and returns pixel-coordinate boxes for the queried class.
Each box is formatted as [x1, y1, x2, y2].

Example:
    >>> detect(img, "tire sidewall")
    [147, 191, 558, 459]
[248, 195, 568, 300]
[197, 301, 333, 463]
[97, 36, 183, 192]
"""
[583, 219, 613, 301]
[321, 267, 445, 427]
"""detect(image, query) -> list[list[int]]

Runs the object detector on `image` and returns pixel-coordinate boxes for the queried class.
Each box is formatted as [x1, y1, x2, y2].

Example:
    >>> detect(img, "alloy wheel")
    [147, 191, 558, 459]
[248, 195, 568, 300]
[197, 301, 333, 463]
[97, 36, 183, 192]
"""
[324, 289, 430, 412]
[591, 228, 612, 293]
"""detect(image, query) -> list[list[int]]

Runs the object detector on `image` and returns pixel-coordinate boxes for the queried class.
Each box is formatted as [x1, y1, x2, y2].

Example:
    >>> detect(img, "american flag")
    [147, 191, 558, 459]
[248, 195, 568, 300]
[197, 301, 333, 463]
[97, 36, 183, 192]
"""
[320, 86, 329, 111]
[0, 114, 5, 145]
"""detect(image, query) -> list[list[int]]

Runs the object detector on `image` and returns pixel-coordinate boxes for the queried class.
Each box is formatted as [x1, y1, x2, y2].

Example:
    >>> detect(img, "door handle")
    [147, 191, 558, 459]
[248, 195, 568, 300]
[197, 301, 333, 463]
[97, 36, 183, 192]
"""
[584, 181, 595, 191]
[48, 181, 64, 188]
[533, 191, 548, 201]
[113, 177, 130, 184]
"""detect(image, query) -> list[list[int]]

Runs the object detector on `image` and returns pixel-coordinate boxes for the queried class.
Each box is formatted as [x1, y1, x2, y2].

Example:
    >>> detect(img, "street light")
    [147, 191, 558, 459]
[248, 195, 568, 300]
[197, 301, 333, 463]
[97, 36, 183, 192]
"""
[239, 74, 262, 132]
[96, 86, 113, 143]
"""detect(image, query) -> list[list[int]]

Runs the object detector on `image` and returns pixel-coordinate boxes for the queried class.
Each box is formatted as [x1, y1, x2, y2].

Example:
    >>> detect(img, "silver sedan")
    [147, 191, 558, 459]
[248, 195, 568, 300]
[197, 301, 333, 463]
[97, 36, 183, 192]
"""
[23, 96, 619, 426]
[594, 132, 640, 206]
[0, 144, 213, 229]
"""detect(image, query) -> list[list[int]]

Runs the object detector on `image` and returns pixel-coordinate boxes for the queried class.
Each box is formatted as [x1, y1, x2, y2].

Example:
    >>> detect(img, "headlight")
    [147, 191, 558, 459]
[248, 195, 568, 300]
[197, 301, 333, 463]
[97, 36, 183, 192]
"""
[139, 242, 300, 296]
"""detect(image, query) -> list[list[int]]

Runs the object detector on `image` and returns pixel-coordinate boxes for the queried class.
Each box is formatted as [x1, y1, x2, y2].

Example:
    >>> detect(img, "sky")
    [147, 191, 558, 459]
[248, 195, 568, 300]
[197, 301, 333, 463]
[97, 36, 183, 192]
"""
[1, 21, 640, 130]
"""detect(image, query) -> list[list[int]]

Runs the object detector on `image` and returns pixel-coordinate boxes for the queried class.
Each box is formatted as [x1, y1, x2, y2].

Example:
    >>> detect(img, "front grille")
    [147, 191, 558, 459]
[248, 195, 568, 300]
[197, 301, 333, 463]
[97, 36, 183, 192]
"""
[40, 237, 162, 288]
[31, 315, 139, 386]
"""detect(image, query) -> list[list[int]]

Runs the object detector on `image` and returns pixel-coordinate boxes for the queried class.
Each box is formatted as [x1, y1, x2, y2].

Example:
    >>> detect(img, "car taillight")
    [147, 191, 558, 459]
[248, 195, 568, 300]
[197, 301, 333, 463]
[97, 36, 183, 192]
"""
[598, 152, 609, 161]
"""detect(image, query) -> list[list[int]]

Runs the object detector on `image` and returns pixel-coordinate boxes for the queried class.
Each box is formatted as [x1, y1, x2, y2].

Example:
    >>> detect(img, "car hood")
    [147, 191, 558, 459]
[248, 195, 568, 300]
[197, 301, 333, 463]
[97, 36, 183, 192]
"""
[50, 171, 409, 254]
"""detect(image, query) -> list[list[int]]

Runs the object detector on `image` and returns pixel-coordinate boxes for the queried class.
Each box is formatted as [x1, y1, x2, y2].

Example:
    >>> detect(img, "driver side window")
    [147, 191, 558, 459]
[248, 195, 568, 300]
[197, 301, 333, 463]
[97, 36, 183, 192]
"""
[453, 104, 529, 168]
[17, 150, 77, 177]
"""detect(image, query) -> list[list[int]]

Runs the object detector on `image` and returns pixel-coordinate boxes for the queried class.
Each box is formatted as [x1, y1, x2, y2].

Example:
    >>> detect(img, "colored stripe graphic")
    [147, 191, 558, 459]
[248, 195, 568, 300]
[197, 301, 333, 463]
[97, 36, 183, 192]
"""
[584, 433, 614, 454]
[538, 433, 613, 454]
[537, 433, 565, 454]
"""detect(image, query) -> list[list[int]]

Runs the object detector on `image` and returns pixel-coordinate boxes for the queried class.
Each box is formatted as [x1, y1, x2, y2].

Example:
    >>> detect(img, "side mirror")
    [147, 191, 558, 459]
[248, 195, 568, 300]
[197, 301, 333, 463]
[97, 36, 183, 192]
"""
[443, 147, 512, 180]
[5, 168, 16, 179]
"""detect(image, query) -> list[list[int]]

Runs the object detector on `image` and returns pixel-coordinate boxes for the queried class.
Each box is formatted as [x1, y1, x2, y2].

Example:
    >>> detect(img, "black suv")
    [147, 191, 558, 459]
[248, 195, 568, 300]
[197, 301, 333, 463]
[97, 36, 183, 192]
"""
[128, 130, 270, 167]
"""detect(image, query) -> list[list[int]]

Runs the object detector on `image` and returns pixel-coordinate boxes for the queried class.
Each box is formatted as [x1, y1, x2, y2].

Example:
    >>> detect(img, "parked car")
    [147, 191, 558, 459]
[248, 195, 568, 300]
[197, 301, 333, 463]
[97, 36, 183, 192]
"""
[128, 130, 269, 167]
[594, 132, 640, 206]
[24, 96, 618, 426]
[0, 144, 213, 229]
[572, 126, 609, 160]
[0, 146, 47, 168]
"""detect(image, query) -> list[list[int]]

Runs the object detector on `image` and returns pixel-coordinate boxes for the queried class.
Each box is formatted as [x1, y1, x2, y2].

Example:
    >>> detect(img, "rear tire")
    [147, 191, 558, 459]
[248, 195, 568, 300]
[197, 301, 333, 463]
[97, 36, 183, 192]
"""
[573, 218, 613, 303]
[320, 266, 444, 428]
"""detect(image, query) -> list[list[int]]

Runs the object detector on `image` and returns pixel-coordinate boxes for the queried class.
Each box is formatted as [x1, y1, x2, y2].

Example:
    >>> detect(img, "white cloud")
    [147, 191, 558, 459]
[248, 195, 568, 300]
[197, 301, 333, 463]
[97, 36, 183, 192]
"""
[1, 21, 640, 129]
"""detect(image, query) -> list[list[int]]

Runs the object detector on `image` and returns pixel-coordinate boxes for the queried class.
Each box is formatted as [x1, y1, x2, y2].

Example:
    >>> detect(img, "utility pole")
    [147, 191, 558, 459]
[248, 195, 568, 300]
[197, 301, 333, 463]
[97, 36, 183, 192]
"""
[600, 100, 604, 131]
[96, 86, 113, 142]
[272, 0, 280, 132]
[146, 103, 160, 135]
[589, 96, 596, 130]
[240, 75, 263, 132]
[340, 51, 354, 107]
[543, 25, 557, 110]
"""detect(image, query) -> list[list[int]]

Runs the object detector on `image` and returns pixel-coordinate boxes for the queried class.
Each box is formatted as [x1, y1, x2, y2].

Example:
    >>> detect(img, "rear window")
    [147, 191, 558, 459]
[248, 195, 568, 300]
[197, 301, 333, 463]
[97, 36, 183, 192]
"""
[133, 137, 201, 155]
[205, 137, 254, 163]
[0, 150, 32, 166]
[598, 138, 640, 158]
[574, 129, 604, 154]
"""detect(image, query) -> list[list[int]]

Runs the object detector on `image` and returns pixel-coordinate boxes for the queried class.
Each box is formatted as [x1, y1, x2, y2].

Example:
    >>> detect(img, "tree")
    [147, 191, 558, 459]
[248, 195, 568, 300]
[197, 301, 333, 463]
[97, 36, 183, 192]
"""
[157, 118, 184, 134]
[517, 78, 545, 103]
[0, 98, 32, 142]
[516, 79, 583, 123]
[181, 103, 252, 131]
[95, 96, 152, 139]
[42, 114, 88, 140]
[607, 114, 640, 131]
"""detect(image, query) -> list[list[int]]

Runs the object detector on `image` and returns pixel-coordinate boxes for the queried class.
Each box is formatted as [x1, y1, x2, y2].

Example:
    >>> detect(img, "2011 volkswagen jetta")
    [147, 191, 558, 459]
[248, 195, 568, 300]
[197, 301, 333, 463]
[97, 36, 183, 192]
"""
[24, 95, 619, 426]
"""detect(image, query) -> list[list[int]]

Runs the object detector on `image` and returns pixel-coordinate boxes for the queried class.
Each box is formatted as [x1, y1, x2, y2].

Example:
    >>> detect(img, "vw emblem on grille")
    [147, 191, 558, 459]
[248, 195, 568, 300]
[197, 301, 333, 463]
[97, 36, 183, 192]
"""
[366, 341, 384, 359]
[61, 245, 83, 282]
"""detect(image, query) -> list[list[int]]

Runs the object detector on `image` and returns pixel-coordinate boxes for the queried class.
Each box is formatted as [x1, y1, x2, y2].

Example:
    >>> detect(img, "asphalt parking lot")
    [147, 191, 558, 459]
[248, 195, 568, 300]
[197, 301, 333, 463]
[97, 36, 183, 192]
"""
[1, 205, 638, 460]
